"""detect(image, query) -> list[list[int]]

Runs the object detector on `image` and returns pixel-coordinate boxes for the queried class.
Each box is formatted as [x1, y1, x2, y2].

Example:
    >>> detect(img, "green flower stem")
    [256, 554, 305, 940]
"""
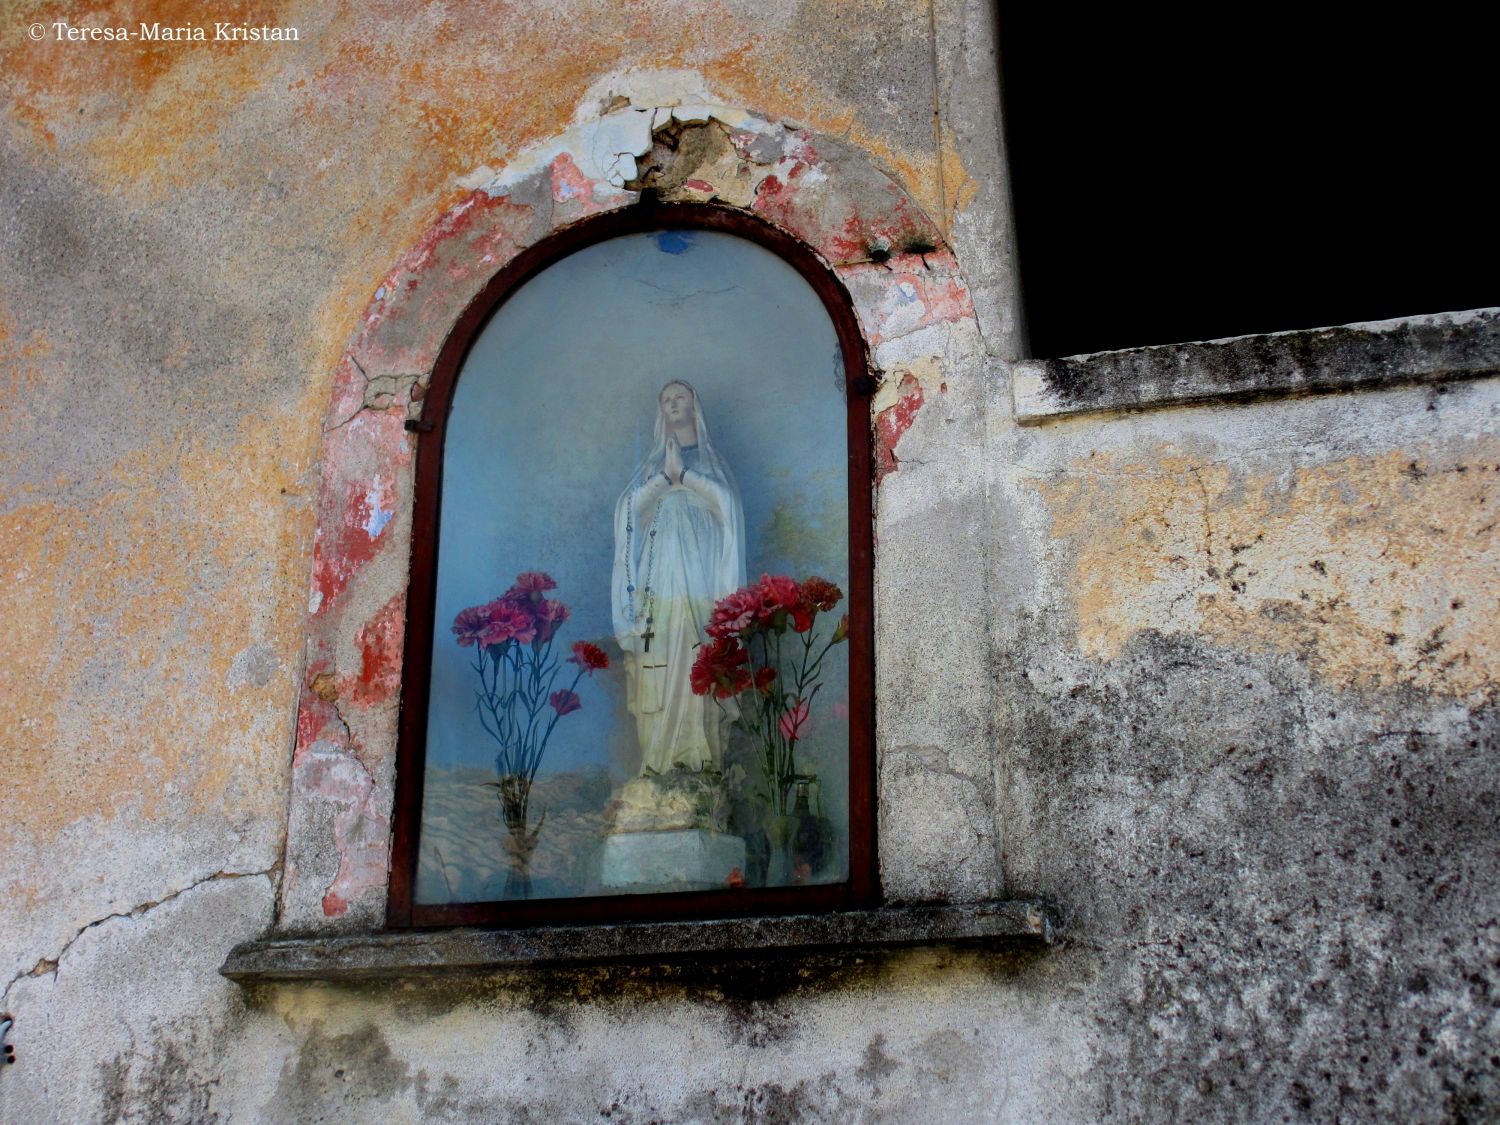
[470, 629, 588, 839]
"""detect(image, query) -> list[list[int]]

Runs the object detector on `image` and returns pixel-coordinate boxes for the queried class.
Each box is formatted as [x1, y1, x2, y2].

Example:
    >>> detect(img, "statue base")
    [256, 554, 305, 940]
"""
[611, 771, 730, 833]
[599, 830, 747, 893]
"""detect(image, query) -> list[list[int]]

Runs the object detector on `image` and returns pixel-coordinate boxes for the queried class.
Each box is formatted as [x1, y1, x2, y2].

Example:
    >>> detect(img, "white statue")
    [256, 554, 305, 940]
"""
[611, 380, 746, 775]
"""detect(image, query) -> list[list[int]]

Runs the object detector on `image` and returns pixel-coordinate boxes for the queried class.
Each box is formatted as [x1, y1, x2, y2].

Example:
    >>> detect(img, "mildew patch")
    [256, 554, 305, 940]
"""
[1033, 440, 1500, 698]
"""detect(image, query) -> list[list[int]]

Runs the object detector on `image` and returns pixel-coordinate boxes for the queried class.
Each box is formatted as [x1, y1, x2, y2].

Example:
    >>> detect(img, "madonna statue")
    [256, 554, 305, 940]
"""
[611, 381, 746, 775]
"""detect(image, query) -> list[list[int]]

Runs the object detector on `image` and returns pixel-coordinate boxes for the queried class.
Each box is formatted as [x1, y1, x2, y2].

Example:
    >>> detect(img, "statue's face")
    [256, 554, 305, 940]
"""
[660, 383, 694, 427]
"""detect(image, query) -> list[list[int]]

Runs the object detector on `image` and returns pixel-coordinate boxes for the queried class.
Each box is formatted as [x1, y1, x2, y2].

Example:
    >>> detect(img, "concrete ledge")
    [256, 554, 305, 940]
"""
[221, 901, 1056, 983]
[1012, 307, 1500, 423]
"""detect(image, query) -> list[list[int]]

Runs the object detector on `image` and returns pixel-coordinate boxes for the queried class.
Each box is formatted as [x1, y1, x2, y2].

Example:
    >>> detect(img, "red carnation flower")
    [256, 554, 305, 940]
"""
[723, 665, 753, 697]
[568, 641, 610, 673]
[707, 584, 766, 639]
[690, 636, 751, 698]
[514, 571, 557, 594]
[549, 689, 582, 716]
[754, 665, 777, 694]
[801, 576, 843, 612]
[758, 573, 801, 614]
[501, 570, 557, 612]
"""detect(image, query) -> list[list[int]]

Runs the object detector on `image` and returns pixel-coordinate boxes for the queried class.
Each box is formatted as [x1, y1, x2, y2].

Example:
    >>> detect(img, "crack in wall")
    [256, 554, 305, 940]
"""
[0, 868, 278, 1010]
[621, 118, 745, 197]
[307, 671, 356, 754]
[926, 0, 947, 237]
[326, 361, 427, 433]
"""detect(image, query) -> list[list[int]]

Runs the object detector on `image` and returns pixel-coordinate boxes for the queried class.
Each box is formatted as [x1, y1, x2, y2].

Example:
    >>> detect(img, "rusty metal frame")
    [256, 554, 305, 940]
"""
[386, 201, 878, 929]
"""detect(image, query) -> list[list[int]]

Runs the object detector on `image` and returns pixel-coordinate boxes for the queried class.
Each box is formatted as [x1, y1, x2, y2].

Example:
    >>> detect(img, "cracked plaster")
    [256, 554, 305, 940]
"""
[1, 874, 275, 1124]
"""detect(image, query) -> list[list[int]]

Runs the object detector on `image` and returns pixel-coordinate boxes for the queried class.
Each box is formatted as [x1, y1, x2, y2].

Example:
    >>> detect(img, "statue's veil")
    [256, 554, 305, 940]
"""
[610, 382, 747, 644]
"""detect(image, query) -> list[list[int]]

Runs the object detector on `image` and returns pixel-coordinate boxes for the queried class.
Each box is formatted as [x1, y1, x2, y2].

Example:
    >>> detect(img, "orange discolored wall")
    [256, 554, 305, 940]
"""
[1033, 441, 1500, 700]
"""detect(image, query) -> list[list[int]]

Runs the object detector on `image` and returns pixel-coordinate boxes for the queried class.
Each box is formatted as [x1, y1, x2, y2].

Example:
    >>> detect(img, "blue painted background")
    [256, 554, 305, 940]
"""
[424, 230, 850, 788]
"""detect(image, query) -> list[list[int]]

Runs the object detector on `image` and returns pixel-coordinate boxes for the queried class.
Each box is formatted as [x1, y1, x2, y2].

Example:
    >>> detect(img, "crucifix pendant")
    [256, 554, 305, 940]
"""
[642, 616, 655, 653]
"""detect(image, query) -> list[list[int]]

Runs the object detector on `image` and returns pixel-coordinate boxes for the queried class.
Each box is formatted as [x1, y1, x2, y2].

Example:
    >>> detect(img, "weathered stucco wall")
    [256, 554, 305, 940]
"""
[2, 1, 1496, 1121]
[990, 377, 1500, 1121]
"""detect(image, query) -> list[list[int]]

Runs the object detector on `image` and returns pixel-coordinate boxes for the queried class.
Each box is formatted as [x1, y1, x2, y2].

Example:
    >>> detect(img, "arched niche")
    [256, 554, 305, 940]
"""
[281, 106, 980, 934]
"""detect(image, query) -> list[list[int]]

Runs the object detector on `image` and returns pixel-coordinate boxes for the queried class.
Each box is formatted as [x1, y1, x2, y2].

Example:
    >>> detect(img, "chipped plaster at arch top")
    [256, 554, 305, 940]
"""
[277, 84, 985, 934]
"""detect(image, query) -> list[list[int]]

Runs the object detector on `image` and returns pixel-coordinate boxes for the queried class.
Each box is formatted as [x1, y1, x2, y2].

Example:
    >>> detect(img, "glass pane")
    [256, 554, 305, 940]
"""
[415, 229, 850, 904]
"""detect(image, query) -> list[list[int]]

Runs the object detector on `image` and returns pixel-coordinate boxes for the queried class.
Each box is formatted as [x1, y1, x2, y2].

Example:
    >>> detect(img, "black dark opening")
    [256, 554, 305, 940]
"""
[998, 5, 1499, 358]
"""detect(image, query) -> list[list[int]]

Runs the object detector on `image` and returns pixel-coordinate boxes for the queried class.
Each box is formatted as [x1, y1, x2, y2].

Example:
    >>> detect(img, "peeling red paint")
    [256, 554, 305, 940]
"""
[684, 177, 715, 193]
[389, 189, 488, 280]
[293, 665, 356, 766]
[901, 270, 973, 327]
[350, 594, 405, 706]
[295, 691, 320, 751]
[350, 189, 536, 375]
[751, 171, 802, 242]
[821, 190, 938, 264]
[309, 510, 380, 618]
[551, 152, 595, 205]
[297, 748, 391, 918]
[821, 215, 876, 264]
[874, 371, 924, 483]
[309, 529, 346, 617]
[327, 354, 367, 429]
[859, 266, 976, 346]
[309, 423, 404, 615]
[785, 131, 821, 167]
[296, 689, 332, 759]
[754, 147, 948, 273]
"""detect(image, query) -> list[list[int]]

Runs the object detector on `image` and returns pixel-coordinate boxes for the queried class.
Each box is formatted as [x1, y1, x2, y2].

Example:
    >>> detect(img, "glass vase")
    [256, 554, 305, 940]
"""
[764, 812, 797, 887]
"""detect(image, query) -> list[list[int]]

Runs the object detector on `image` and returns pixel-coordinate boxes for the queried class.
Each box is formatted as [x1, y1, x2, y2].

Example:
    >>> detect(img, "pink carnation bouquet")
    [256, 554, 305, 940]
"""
[452, 572, 608, 896]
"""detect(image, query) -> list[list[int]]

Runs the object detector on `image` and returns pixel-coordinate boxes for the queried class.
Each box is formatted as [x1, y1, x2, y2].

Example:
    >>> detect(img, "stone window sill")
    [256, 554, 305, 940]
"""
[220, 901, 1055, 983]
[1011, 307, 1500, 423]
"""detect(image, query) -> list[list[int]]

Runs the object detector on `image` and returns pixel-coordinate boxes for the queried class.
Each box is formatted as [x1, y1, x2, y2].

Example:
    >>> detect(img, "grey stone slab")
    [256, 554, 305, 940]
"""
[599, 830, 748, 892]
[221, 901, 1055, 982]
[1013, 308, 1500, 422]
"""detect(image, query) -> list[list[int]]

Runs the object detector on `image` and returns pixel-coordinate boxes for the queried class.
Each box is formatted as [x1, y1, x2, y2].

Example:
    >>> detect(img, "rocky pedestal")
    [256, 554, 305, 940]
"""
[599, 770, 745, 892]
